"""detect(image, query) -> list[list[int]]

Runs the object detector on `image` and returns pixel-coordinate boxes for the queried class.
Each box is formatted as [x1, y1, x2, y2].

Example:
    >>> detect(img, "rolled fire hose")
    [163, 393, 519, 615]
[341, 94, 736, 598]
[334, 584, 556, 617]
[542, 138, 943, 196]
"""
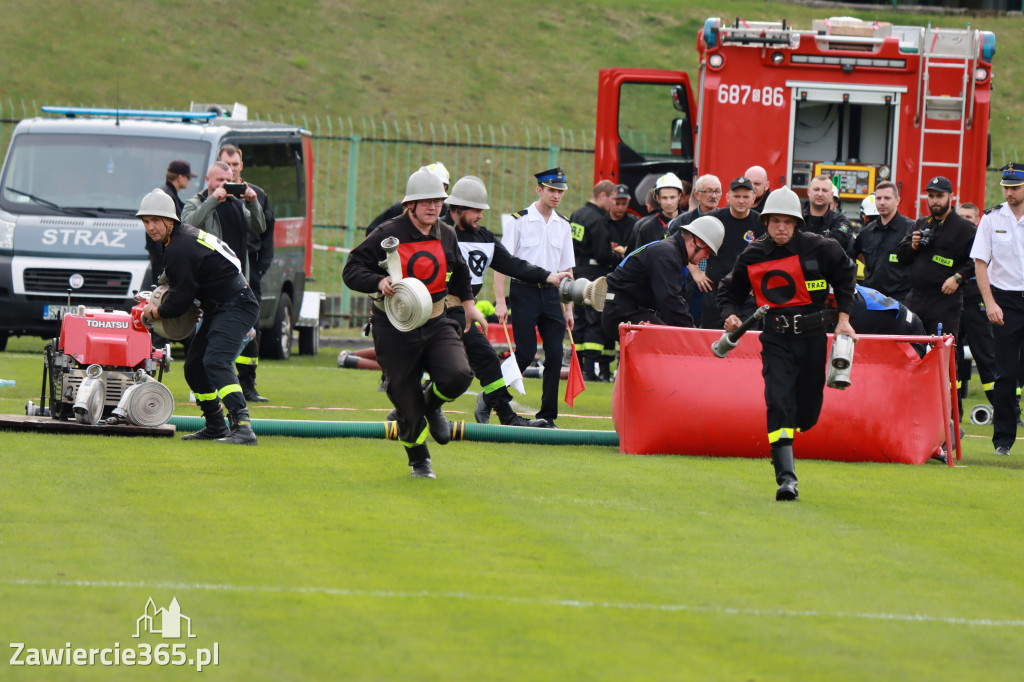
[113, 371, 175, 427]
[378, 236, 432, 331]
[149, 284, 199, 341]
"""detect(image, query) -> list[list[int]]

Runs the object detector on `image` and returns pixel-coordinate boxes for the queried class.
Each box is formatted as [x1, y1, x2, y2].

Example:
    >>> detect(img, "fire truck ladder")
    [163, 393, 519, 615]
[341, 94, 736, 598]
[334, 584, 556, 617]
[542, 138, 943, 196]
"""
[915, 25, 977, 210]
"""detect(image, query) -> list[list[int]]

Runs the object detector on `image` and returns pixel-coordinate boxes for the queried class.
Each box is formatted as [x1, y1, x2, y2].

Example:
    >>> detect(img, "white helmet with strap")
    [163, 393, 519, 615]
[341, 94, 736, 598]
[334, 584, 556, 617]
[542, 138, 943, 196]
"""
[654, 172, 684, 192]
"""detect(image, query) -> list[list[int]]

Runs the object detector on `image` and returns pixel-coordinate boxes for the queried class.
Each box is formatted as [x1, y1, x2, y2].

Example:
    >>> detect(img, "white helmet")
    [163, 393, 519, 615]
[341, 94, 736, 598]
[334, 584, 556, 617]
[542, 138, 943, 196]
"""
[759, 186, 805, 228]
[655, 172, 684, 192]
[402, 168, 449, 204]
[136, 189, 178, 221]
[422, 162, 450, 187]
[685, 215, 725, 255]
[445, 175, 490, 210]
[861, 194, 879, 217]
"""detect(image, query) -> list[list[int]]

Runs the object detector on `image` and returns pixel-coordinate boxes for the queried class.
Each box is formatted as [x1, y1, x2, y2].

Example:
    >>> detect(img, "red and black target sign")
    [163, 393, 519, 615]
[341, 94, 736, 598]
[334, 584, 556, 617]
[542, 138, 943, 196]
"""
[398, 241, 447, 294]
[748, 254, 812, 308]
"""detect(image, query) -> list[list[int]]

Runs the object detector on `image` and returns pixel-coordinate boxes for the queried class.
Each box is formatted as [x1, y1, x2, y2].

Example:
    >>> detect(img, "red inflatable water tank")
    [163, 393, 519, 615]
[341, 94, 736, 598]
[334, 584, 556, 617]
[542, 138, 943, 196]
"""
[612, 325, 956, 465]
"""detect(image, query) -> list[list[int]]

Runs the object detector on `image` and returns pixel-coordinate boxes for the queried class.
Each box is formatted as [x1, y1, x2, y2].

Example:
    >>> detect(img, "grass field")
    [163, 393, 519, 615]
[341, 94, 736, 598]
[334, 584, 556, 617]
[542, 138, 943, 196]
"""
[0, 334, 1022, 680]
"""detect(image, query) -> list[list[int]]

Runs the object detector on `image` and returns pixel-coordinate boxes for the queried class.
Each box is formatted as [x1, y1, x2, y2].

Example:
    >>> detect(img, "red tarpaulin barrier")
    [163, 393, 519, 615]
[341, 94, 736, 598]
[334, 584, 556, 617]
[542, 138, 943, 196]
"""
[612, 324, 958, 465]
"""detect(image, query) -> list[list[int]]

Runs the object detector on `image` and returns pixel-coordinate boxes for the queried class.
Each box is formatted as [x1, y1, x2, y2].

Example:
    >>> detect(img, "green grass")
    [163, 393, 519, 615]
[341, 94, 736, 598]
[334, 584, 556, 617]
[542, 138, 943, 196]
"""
[1, 335, 1022, 680]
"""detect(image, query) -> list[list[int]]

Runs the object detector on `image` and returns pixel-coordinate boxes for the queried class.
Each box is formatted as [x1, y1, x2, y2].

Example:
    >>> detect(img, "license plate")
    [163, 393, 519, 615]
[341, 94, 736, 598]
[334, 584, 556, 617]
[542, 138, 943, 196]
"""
[43, 305, 78, 321]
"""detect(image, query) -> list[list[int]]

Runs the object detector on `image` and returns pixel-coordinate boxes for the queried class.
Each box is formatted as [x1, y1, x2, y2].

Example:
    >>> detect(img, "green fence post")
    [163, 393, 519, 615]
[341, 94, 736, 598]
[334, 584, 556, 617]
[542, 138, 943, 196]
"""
[548, 144, 560, 170]
[340, 134, 361, 320]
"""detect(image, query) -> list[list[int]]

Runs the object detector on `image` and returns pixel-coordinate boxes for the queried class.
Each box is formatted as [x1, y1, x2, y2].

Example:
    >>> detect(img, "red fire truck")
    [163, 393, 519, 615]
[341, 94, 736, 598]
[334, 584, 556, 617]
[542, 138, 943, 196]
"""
[594, 16, 997, 220]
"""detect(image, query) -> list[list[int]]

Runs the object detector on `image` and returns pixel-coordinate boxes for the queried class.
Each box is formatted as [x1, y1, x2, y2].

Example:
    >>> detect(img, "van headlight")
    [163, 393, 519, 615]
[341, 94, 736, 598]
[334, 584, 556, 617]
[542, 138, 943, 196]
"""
[0, 218, 14, 250]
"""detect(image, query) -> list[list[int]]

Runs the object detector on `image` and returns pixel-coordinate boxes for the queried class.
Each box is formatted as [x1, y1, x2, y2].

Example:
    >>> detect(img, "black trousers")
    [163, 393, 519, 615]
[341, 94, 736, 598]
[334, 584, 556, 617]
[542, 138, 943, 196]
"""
[906, 291, 962, 340]
[238, 265, 262, 363]
[760, 331, 827, 447]
[957, 292, 997, 401]
[448, 307, 513, 408]
[185, 287, 260, 413]
[373, 315, 473, 447]
[510, 281, 565, 423]
[601, 299, 668, 340]
[990, 288, 1024, 448]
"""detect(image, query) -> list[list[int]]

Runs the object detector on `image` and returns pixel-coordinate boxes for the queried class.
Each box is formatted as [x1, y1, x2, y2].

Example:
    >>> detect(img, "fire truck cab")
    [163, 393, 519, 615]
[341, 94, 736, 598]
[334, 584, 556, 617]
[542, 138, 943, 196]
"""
[595, 16, 996, 221]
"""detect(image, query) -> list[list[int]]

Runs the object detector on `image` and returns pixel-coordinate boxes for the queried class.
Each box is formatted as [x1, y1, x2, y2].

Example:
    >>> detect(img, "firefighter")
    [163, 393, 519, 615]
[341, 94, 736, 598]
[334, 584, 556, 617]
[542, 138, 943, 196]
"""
[802, 174, 855, 256]
[629, 172, 685, 252]
[569, 180, 617, 381]
[954, 202, 997, 411]
[444, 175, 568, 426]
[853, 181, 914, 302]
[342, 169, 482, 478]
[137, 190, 261, 445]
[365, 162, 450, 237]
[718, 186, 857, 501]
[601, 215, 724, 338]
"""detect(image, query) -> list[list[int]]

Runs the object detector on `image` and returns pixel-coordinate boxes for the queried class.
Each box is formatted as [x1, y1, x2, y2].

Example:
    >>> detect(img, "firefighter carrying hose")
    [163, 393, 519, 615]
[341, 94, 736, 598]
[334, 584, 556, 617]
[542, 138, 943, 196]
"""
[343, 169, 484, 479]
[137, 190, 261, 445]
[718, 186, 857, 501]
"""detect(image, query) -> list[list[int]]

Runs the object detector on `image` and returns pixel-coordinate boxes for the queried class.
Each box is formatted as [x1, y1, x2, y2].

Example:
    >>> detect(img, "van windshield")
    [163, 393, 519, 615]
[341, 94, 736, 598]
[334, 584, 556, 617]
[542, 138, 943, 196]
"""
[0, 133, 210, 216]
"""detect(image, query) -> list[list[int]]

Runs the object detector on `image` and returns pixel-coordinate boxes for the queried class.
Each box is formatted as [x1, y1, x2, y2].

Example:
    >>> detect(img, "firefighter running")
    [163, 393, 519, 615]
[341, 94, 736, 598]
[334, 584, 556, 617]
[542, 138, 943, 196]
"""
[137, 190, 262, 445]
[718, 186, 857, 501]
[342, 168, 484, 479]
[445, 175, 569, 427]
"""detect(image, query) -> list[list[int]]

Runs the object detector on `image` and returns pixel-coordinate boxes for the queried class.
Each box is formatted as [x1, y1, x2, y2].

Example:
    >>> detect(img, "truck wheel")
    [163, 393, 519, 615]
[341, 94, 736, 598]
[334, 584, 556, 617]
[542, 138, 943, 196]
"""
[265, 292, 293, 360]
[298, 325, 320, 356]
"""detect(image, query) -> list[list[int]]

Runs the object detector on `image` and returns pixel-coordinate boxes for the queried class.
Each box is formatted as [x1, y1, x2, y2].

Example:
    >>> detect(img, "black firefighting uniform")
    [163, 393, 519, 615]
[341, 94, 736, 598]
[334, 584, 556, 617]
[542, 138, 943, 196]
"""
[453, 223, 550, 411]
[853, 212, 914, 302]
[157, 223, 259, 413]
[628, 211, 673, 253]
[957, 275, 998, 406]
[718, 230, 856, 449]
[602, 233, 695, 338]
[569, 202, 618, 372]
[895, 211, 976, 339]
[802, 207, 855, 258]
[343, 214, 474, 465]
[236, 183, 275, 379]
[698, 207, 765, 329]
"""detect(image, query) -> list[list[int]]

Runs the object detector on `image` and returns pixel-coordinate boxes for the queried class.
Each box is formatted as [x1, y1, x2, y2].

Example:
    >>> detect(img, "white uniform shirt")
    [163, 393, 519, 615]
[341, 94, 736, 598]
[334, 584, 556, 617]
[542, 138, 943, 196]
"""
[970, 202, 1024, 291]
[501, 202, 575, 274]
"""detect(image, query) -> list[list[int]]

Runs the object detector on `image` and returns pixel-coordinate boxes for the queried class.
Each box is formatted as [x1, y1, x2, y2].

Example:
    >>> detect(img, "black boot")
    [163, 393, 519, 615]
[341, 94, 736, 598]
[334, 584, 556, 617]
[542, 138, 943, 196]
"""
[423, 382, 451, 445]
[597, 358, 613, 383]
[580, 350, 600, 382]
[237, 364, 269, 403]
[495, 401, 547, 427]
[218, 408, 258, 445]
[181, 400, 229, 441]
[474, 391, 492, 424]
[770, 444, 799, 501]
[407, 444, 435, 479]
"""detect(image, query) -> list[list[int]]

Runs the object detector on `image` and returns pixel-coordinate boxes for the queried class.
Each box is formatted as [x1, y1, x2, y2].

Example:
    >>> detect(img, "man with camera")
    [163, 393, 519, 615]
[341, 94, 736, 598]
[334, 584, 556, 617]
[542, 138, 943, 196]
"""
[181, 161, 266, 282]
[895, 176, 975, 341]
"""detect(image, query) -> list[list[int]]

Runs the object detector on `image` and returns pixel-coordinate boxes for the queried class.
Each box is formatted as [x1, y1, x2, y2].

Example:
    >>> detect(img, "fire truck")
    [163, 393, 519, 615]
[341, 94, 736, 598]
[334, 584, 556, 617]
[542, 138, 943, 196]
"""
[594, 16, 996, 220]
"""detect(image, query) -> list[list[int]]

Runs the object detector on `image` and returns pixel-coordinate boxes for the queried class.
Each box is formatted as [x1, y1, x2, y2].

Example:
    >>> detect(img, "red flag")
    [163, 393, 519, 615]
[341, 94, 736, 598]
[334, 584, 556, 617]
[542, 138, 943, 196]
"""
[564, 349, 586, 407]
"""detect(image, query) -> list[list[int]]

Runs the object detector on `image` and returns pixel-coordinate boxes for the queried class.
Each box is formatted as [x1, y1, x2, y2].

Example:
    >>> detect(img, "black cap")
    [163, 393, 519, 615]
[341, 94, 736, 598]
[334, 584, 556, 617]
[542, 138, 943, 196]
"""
[614, 183, 630, 199]
[730, 176, 754, 192]
[167, 160, 197, 178]
[535, 167, 568, 190]
[925, 176, 953, 193]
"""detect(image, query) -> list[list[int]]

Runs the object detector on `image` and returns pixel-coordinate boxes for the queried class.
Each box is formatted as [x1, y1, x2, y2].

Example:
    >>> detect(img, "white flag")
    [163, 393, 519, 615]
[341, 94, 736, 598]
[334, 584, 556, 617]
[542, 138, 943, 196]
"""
[501, 355, 526, 395]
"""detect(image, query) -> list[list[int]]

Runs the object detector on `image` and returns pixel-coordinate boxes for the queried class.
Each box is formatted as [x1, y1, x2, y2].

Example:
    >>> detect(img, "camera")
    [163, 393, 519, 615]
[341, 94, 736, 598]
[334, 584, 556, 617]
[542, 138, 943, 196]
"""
[224, 182, 246, 197]
[918, 226, 934, 248]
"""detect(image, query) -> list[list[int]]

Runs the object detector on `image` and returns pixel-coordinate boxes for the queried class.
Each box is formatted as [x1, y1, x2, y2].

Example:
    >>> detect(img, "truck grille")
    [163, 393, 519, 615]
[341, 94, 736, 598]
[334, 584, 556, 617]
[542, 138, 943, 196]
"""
[23, 268, 133, 297]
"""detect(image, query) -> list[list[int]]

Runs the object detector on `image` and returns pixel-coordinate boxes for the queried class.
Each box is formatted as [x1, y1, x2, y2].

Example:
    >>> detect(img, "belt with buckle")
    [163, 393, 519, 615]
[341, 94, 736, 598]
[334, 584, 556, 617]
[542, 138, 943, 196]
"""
[767, 309, 837, 335]
[512, 279, 554, 289]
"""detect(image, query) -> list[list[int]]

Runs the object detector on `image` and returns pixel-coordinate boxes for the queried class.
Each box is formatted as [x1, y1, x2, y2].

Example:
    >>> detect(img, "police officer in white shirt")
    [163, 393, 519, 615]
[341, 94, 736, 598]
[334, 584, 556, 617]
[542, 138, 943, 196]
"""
[970, 162, 1024, 456]
[493, 168, 575, 428]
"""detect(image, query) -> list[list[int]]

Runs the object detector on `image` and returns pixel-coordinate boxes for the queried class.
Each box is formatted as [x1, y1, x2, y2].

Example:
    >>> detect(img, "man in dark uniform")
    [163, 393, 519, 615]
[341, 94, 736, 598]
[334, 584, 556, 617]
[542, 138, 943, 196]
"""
[896, 176, 976, 340]
[954, 203, 997, 408]
[602, 216, 724, 337]
[569, 180, 617, 381]
[218, 144, 276, 404]
[803, 174, 855, 256]
[343, 168, 483, 478]
[444, 175, 568, 427]
[719, 186, 858, 501]
[606, 183, 637, 263]
[137, 190, 260, 445]
[694, 176, 765, 328]
[853, 181, 914, 302]
[628, 172, 685, 252]
[493, 168, 576, 429]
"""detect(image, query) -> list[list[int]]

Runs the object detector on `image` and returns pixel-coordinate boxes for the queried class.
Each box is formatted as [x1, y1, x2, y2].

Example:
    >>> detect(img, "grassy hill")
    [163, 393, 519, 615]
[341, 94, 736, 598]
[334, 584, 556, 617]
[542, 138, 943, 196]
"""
[2, 0, 1021, 158]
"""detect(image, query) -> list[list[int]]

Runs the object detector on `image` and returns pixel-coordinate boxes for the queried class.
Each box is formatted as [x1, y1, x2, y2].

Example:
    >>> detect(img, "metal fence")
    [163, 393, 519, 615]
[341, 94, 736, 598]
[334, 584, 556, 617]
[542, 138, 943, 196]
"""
[0, 101, 596, 328]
